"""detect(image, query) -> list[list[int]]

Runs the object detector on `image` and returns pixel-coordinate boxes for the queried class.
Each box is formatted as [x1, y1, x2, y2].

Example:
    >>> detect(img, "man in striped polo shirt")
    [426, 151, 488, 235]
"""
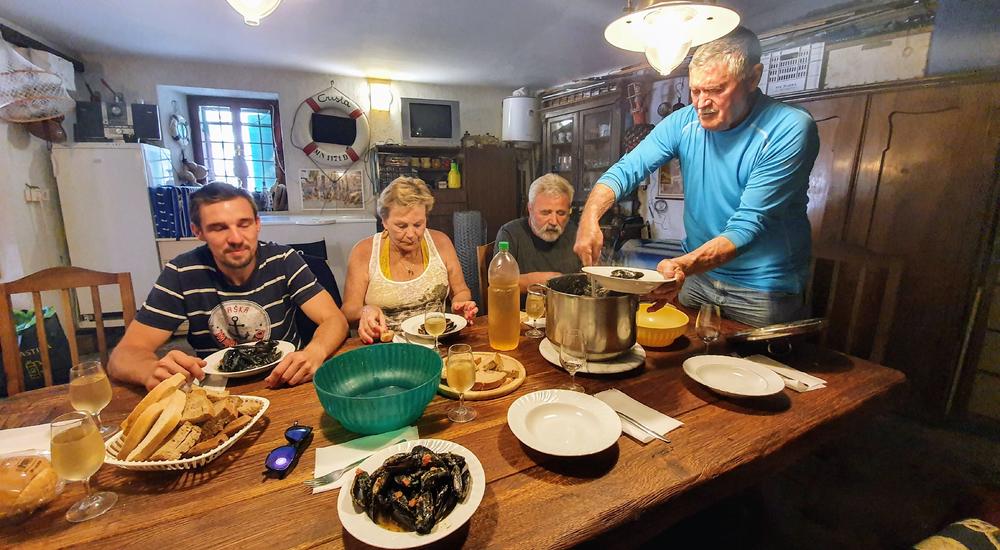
[109, 182, 349, 390]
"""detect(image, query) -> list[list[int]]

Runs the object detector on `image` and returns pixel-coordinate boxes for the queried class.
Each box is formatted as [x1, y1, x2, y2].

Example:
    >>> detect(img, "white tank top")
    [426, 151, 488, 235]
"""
[365, 231, 449, 329]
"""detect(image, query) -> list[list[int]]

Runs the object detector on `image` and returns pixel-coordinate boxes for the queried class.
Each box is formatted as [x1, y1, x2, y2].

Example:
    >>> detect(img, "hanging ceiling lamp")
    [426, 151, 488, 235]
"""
[605, 1, 740, 75]
[226, 0, 283, 26]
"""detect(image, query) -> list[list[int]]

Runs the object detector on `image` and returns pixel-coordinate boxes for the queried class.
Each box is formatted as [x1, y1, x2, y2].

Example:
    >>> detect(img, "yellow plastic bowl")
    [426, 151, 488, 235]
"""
[636, 303, 689, 348]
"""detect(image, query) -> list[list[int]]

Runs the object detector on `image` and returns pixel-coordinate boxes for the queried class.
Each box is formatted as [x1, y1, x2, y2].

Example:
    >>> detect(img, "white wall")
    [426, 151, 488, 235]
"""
[79, 53, 511, 213]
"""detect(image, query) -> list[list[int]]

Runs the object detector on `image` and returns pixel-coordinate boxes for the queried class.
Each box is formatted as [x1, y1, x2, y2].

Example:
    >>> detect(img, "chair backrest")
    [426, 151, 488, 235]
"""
[0, 266, 136, 395]
[477, 242, 495, 315]
[807, 242, 904, 363]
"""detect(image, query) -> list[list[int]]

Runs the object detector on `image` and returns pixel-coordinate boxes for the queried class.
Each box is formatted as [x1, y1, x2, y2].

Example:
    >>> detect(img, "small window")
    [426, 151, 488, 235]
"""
[188, 96, 285, 193]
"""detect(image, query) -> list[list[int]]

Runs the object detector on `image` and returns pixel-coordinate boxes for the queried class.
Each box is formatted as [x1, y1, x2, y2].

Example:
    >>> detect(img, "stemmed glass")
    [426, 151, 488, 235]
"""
[559, 327, 587, 392]
[68, 360, 115, 438]
[50, 411, 117, 522]
[524, 287, 546, 339]
[696, 303, 722, 354]
[423, 301, 447, 354]
[446, 344, 477, 423]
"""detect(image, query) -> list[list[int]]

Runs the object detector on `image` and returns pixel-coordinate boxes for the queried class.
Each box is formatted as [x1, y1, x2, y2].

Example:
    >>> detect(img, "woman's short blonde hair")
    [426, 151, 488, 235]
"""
[378, 177, 435, 219]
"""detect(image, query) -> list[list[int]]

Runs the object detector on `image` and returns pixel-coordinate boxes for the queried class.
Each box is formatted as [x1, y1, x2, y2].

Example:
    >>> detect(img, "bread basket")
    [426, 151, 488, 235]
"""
[103, 395, 269, 471]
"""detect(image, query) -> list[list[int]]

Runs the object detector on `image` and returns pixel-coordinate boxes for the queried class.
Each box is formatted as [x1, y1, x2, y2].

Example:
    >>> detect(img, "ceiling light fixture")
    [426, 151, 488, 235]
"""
[605, 1, 740, 76]
[226, 0, 283, 26]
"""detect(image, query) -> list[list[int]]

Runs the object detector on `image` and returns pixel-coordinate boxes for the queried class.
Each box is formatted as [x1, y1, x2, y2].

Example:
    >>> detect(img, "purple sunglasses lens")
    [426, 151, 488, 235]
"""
[265, 445, 297, 471]
[286, 426, 312, 444]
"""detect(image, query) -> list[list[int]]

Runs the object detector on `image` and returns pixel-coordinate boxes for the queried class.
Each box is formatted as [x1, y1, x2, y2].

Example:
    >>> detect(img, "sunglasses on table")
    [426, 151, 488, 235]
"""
[264, 421, 313, 478]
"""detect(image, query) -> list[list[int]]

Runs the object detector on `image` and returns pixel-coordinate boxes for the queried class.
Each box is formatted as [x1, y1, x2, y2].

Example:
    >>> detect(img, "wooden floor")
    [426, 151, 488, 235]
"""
[640, 413, 1000, 549]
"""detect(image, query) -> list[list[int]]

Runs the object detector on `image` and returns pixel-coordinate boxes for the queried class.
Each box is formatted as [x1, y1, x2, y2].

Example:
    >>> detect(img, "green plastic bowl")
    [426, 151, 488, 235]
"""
[313, 343, 442, 435]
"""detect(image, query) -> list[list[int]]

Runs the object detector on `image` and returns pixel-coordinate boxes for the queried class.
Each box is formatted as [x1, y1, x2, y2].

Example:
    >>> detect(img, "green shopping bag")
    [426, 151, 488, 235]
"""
[0, 307, 73, 397]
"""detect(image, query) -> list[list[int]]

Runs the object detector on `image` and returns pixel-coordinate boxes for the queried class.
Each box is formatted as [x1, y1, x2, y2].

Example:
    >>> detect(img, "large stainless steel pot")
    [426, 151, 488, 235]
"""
[538, 274, 639, 360]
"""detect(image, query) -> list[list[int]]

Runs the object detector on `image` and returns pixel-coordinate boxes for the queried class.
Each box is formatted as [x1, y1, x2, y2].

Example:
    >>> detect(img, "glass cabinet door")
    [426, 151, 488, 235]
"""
[579, 106, 616, 196]
[545, 114, 576, 183]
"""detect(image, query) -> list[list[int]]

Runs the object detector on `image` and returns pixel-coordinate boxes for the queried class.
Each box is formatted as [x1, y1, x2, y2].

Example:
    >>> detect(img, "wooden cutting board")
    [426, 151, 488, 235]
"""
[439, 352, 526, 400]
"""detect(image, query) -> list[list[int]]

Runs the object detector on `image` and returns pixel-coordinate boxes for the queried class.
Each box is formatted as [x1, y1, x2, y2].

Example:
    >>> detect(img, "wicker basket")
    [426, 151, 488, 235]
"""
[103, 396, 270, 471]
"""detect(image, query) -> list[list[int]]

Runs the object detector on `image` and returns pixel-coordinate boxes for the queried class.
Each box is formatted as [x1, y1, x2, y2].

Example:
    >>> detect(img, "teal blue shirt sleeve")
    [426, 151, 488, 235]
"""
[597, 111, 685, 200]
[719, 115, 820, 250]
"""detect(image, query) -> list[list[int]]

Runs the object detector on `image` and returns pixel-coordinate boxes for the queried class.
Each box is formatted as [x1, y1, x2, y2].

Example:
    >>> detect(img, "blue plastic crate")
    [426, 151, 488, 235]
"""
[176, 186, 201, 237]
[149, 186, 184, 238]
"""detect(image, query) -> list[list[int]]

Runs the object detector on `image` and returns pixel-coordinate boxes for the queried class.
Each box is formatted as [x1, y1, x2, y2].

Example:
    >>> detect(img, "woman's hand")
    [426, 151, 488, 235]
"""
[452, 301, 479, 324]
[358, 305, 388, 344]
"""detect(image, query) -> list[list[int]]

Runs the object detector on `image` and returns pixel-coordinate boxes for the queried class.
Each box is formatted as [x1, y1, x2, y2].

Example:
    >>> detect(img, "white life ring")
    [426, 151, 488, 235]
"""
[292, 89, 370, 167]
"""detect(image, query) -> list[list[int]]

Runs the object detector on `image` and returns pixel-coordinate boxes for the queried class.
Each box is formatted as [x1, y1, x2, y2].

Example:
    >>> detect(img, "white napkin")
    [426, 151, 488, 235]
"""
[312, 425, 419, 494]
[0, 424, 50, 456]
[594, 389, 682, 444]
[392, 333, 436, 349]
[195, 374, 228, 391]
[745, 354, 826, 392]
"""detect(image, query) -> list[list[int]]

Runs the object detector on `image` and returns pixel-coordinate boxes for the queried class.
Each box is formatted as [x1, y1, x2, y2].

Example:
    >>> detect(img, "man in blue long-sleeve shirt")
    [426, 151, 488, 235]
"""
[574, 27, 820, 327]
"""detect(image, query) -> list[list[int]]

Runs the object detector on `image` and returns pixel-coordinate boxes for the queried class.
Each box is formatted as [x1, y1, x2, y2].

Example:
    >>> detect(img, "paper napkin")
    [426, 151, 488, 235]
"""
[195, 374, 228, 391]
[594, 389, 682, 444]
[0, 424, 50, 456]
[312, 425, 419, 494]
[393, 333, 436, 349]
[745, 354, 827, 392]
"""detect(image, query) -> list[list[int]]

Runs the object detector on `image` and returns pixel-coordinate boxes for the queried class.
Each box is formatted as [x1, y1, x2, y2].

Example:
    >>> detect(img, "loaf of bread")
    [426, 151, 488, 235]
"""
[0, 456, 60, 520]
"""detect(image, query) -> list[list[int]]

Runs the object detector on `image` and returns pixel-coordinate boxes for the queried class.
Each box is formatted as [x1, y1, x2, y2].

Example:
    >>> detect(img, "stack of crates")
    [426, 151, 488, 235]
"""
[149, 185, 202, 238]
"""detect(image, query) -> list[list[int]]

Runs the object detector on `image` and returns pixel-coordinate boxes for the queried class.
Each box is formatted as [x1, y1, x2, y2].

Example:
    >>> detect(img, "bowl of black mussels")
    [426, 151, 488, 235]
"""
[202, 339, 295, 378]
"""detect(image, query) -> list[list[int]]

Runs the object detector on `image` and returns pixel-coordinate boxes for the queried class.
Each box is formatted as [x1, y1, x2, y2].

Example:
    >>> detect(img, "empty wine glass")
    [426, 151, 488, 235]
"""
[69, 360, 115, 438]
[424, 300, 446, 353]
[446, 344, 477, 422]
[695, 303, 722, 354]
[50, 411, 117, 522]
[524, 287, 545, 339]
[559, 327, 586, 392]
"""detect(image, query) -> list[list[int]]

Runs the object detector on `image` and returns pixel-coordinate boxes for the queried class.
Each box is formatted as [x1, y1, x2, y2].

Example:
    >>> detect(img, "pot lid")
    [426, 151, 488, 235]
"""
[727, 317, 828, 343]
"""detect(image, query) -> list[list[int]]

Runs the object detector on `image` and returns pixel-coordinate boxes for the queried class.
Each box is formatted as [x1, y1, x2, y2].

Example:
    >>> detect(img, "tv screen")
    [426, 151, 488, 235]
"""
[311, 113, 357, 145]
[408, 103, 453, 139]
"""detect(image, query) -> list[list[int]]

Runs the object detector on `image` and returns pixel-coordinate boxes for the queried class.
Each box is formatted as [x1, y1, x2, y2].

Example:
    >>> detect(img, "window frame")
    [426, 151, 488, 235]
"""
[187, 95, 285, 191]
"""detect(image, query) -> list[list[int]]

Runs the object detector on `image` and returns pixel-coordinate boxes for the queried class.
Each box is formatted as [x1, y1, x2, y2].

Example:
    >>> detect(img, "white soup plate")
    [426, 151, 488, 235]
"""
[399, 313, 467, 340]
[507, 389, 622, 456]
[682, 355, 785, 397]
[202, 340, 295, 378]
[582, 265, 675, 294]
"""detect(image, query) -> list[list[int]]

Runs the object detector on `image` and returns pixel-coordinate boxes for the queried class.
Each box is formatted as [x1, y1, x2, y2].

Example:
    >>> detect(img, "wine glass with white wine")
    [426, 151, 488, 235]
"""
[446, 344, 477, 422]
[696, 303, 722, 354]
[524, 287, 545, 339]
[68, 360, 115, 437]
[559, 327, 587, 392]
[424, 301, 447, 354]
[50, 411, 117, 522]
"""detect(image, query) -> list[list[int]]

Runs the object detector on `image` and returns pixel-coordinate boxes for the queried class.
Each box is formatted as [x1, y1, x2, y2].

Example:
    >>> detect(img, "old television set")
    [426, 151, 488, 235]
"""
[400, 98, 460, 146]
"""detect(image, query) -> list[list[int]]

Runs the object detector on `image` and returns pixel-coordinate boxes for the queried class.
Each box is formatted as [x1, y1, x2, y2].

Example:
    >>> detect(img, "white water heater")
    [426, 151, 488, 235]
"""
[501, 96, 540, 142]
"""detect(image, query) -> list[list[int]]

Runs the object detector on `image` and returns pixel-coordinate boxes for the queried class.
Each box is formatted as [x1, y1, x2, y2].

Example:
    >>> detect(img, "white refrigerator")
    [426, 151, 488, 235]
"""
[51, 142, 173, 325]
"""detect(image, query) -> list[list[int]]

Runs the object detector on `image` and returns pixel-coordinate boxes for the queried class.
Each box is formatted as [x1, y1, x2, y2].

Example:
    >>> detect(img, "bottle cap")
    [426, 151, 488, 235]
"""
[498, 241, 509, 252]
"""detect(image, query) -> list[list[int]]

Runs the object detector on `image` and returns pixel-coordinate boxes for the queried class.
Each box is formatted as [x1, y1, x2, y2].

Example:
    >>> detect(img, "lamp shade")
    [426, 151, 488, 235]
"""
[604, 1, 740, 75]
[226, 0, 283, 26]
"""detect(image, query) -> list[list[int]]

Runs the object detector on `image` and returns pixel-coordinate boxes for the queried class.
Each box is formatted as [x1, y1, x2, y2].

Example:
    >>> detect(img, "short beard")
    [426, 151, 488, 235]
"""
[531, 221, 563, 243]
[218, 247, 255, 269]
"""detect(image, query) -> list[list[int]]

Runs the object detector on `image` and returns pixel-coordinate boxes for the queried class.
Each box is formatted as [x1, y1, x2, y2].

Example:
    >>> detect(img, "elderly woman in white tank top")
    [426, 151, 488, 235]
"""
[342, 177, 479, 344]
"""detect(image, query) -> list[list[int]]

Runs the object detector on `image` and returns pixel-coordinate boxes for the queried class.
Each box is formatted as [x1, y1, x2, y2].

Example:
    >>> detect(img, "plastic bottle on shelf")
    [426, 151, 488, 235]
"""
[487, 242, 520, 351]
[447, 161, 462, 189]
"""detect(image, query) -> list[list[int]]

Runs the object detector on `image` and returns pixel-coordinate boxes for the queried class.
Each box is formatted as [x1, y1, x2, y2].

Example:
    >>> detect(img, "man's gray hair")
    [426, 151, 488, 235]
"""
[528, 173, 574, 205]
[690, 26, 762, 81]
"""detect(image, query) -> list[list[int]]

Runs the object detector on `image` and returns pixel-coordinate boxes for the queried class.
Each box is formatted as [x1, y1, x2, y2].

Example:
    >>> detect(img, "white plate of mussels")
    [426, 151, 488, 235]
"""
[201, 339, 295, 379]
[336, 438, 486, 548]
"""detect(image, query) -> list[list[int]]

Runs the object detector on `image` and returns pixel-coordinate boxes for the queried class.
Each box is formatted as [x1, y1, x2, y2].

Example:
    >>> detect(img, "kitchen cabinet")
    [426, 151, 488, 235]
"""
[791, 77, 1000, 417]
[542, 95, 623, 203]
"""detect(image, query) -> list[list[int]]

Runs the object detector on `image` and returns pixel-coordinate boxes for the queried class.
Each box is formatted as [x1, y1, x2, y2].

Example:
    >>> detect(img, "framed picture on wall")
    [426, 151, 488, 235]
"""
[300, 168, 365, 210]
[656, 159, 684, 198]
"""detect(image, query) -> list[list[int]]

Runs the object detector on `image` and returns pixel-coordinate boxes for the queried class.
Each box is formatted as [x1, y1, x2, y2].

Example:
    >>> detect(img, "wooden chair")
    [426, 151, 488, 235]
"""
[807, 242, 904, 363]
[477, 242, 495, 315]
[0, 267, 136, 395]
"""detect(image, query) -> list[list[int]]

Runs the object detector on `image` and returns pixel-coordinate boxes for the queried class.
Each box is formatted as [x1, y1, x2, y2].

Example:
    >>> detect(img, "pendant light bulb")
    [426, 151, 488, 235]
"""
[226, 0, 283, 26]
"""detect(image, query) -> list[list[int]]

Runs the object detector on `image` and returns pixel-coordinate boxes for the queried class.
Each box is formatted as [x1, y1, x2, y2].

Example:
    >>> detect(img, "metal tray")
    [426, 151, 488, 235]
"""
[727, 317, 828, 343]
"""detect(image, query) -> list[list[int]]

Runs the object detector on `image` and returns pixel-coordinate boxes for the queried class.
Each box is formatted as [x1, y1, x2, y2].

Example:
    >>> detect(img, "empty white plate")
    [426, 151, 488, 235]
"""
[507, 390, 622, 456]
[202, 340, 295, 378]
[582, 265, 676, 295]
[682, 355, 785, 397]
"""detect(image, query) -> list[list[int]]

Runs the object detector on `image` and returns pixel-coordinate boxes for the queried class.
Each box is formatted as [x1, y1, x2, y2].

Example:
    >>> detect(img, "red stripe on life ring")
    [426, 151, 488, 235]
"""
[349, 109, 363, 119]
[346, 147, 360, 162]
[303, 142, 319, 156]
[305, 98, 322, 112]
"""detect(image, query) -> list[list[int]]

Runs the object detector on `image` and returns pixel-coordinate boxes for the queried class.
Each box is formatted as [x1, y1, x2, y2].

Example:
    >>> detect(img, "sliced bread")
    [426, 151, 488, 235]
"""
[149, 422, 203, 461]
[120, 373, 185, 433]
[127, 390, 187, 461]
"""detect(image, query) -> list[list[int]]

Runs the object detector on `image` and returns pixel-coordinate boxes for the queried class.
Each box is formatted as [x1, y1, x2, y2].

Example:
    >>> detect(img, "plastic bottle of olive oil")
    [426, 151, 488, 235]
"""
[488, 242, 520, 351]
[447, 161, 462, 189]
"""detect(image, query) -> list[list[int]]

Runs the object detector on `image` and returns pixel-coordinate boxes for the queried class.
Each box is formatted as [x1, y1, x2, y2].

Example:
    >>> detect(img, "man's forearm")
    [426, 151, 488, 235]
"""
[108, 346, 159, 387]
[303, 315, 349, 359]
[580, 183, 617, 225]
[676, 236, 739, 275]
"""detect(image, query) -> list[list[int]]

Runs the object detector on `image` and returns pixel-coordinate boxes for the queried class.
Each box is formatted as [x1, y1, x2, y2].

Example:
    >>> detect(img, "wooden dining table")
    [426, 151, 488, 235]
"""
[0, 313, 905, 549]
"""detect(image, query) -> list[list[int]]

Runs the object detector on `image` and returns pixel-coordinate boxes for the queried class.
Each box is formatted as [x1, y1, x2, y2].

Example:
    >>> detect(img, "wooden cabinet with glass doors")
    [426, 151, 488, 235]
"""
[542, 95, 622, 205]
